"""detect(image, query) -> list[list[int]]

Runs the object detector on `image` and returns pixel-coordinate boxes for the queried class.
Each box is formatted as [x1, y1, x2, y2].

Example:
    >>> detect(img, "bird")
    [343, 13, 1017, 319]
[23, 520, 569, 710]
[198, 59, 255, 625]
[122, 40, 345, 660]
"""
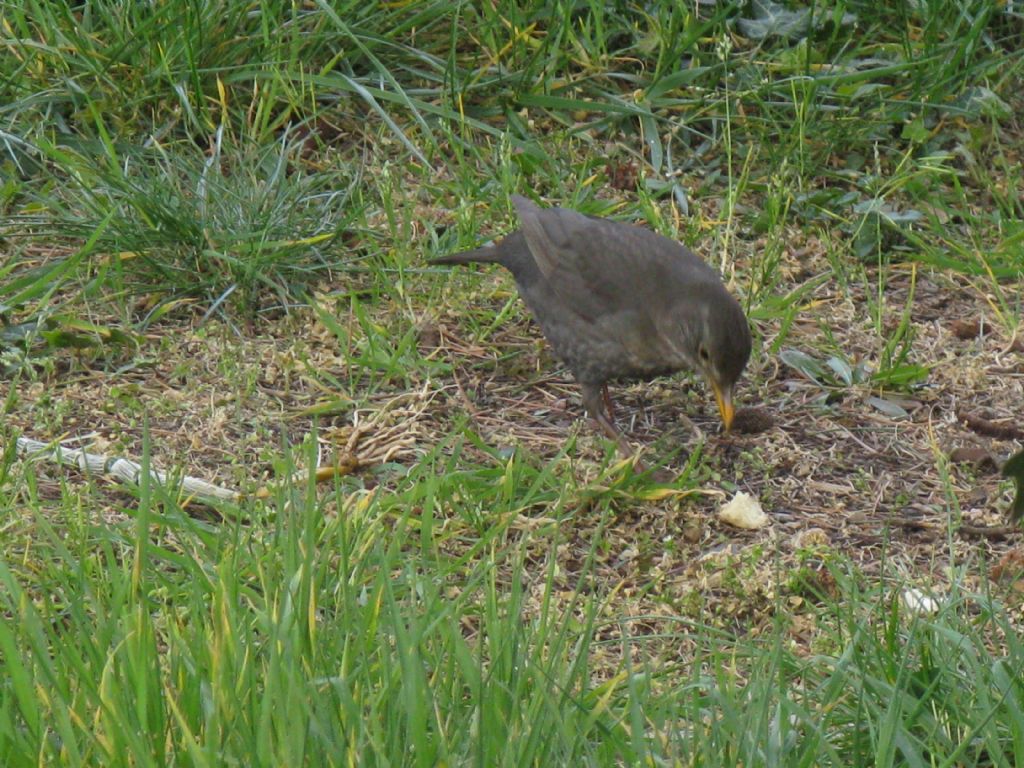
[430, 195, 751, 459]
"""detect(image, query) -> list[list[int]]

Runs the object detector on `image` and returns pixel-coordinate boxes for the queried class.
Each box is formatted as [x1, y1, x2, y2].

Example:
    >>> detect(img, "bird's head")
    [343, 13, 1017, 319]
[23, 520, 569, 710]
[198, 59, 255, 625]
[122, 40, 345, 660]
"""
[678, 285, 752, 430]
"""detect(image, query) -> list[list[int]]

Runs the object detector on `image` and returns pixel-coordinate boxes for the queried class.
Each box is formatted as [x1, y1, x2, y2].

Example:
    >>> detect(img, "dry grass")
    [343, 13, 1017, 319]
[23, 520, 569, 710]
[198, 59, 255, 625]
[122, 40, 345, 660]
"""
[8, 211, 1023, 670]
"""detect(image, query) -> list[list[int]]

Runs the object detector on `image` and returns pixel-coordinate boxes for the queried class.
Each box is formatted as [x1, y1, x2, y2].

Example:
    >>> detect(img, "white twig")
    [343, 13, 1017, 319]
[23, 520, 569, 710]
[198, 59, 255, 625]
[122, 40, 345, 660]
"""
[14, 437, 239, 504]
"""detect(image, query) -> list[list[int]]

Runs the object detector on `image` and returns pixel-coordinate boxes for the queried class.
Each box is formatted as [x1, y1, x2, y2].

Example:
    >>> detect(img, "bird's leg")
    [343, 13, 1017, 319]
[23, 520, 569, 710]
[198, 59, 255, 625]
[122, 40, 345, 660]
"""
[601, 384, 616, 421]
[582, 382, 642, 466]
[581, 382, 621, 441]
[582, 383, 676, 481]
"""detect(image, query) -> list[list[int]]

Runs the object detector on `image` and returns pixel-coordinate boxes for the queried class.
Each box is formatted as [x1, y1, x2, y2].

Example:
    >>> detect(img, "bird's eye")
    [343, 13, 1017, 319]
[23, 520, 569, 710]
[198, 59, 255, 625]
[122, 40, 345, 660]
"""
[698, 345, 710, 362]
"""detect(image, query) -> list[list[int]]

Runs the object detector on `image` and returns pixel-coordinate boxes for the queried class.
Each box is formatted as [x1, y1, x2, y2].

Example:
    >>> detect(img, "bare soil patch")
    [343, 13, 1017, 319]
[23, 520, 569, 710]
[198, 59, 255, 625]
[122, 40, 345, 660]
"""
[6, 235, 1023, 658]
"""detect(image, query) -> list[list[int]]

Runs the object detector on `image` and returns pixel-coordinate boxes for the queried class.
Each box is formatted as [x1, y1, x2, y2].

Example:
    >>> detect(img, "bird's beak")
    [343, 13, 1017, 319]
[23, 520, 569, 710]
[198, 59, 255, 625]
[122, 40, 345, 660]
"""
[712, 382, 735, 431]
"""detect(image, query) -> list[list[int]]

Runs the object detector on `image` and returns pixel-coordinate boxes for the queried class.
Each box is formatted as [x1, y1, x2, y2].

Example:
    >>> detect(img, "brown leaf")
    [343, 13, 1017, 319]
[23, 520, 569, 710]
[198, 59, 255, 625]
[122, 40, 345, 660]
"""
[990, 549, 1024, 583]
[947, 446, 1000, 474]
[949, 318, 984, 339]
[605, 160, 639, 191]
[958, 408, 1024, 440]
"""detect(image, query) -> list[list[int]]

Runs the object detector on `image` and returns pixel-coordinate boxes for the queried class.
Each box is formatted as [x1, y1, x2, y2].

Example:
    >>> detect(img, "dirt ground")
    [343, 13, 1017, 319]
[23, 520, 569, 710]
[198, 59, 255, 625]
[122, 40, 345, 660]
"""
[7, 229, 1024, 651]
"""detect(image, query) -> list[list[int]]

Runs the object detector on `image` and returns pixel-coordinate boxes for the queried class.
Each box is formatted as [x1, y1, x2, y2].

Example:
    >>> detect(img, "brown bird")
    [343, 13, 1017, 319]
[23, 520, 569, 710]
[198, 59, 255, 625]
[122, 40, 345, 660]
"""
[431, 195, 751, 457]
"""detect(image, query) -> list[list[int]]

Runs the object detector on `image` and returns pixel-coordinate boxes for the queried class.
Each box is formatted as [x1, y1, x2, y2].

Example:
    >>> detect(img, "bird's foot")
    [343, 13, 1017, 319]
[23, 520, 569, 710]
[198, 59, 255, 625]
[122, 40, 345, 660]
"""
[678, 412, 703, 441]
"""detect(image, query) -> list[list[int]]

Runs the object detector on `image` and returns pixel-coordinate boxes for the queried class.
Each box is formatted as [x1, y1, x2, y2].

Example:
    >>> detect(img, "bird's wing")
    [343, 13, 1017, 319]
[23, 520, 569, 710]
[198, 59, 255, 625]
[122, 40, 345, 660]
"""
[512, 195, 713, 323]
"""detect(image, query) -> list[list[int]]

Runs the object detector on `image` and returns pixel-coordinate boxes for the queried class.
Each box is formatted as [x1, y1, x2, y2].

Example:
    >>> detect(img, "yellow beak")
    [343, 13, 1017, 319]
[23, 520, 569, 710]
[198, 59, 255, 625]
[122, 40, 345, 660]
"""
[712, 382, 735, 431]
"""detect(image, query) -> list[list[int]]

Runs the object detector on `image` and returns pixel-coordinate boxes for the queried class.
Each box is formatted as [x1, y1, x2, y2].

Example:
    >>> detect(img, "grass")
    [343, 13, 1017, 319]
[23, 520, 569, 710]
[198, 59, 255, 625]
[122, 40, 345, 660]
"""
[2, 0, 1024, 764]
[2, 442, 1024, 765]
[4, 438, 1024, 765]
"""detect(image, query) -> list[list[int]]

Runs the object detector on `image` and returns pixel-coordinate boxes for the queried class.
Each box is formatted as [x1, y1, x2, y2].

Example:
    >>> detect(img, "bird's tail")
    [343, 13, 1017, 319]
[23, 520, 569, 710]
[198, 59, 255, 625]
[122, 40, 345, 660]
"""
[428, 243, 500, 266]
